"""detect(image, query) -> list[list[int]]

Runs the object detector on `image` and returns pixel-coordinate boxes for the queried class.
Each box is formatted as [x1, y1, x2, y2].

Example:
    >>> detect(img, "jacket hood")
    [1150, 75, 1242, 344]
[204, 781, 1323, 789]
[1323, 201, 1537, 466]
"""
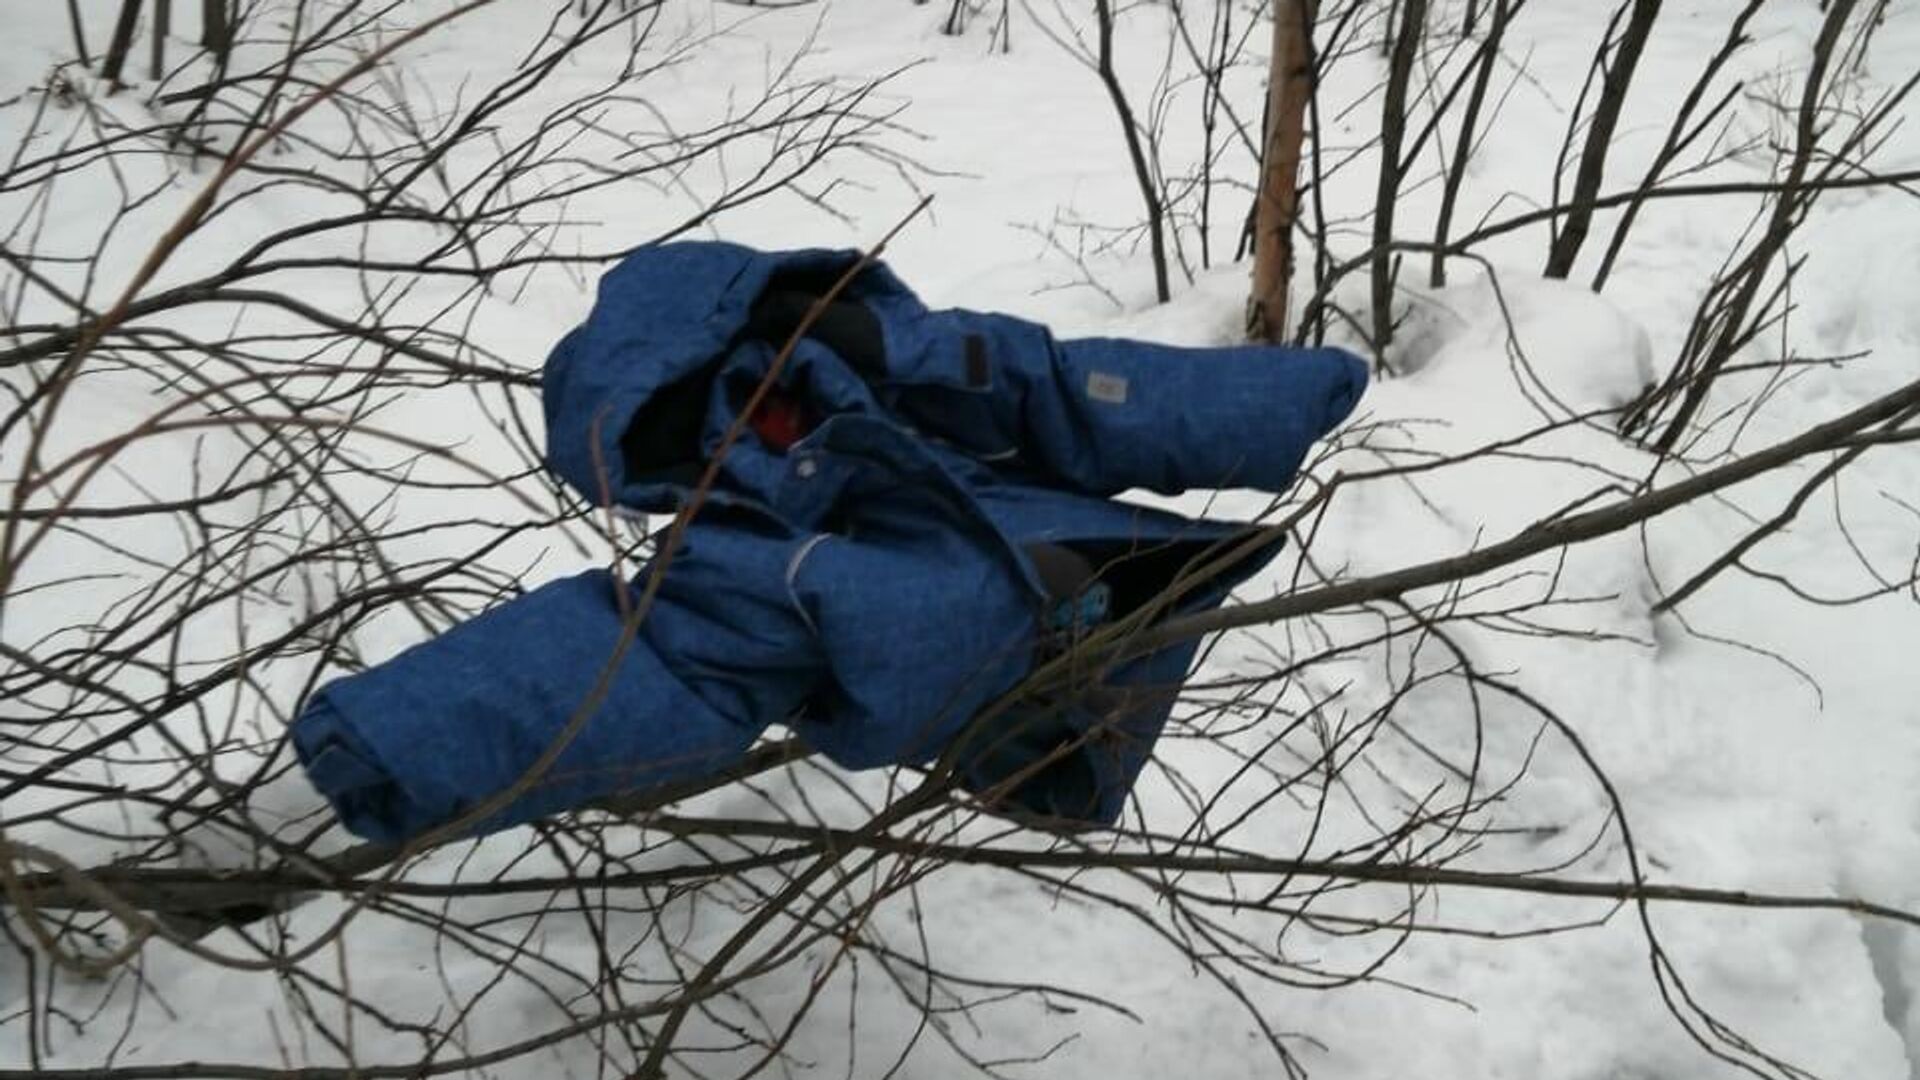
[542, 241, 926, 511]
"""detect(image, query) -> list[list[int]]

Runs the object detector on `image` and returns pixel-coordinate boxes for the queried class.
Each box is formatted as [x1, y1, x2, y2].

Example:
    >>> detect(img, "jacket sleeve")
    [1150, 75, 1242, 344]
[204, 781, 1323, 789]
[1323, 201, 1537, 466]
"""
[292, 524, 825, 844]
[889, 308, 1369, 496]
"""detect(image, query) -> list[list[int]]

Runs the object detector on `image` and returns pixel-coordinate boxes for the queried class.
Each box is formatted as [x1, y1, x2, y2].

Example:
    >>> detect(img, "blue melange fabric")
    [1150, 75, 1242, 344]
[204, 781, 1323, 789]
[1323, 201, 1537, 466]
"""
[292, 242, 1367, 843]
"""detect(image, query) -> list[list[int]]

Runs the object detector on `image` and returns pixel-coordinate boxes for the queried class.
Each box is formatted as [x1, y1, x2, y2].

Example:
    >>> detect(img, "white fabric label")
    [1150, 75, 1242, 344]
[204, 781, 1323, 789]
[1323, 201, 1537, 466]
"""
[1086, 370, 1130, 405]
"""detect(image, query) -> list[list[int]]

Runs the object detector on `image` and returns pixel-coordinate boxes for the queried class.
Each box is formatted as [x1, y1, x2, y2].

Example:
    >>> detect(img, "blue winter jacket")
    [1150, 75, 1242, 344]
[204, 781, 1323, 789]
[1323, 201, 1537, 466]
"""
[292, 242, 1367, 844]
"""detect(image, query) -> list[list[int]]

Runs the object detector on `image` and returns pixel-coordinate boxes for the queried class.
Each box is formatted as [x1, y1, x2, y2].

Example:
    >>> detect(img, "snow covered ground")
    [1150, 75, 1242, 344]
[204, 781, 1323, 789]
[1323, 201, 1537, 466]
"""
[5, 1, 1920, 1078]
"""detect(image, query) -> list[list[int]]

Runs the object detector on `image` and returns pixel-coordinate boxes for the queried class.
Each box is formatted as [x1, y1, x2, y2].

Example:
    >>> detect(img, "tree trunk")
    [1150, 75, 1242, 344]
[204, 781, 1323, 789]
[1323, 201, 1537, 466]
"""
[1370, 0, 1427, 356]
[1247, 0, 1318, 343]
[1592, 0, 1761, 291]
[101, 0, 145, 87]
[150, 0, 171, 81]
[1432, 0, 1514, 287]
[201, 0, 232, 63]
[1544, 0, 1662, 279]
[1092, 0, 1171, 304]
[66, 0, 92, 66]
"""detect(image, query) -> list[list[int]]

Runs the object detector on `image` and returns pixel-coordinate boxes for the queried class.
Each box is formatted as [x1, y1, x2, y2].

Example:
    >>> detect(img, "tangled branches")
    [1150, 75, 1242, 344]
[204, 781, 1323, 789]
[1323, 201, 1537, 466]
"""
[5, 3, 1920, 1079]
